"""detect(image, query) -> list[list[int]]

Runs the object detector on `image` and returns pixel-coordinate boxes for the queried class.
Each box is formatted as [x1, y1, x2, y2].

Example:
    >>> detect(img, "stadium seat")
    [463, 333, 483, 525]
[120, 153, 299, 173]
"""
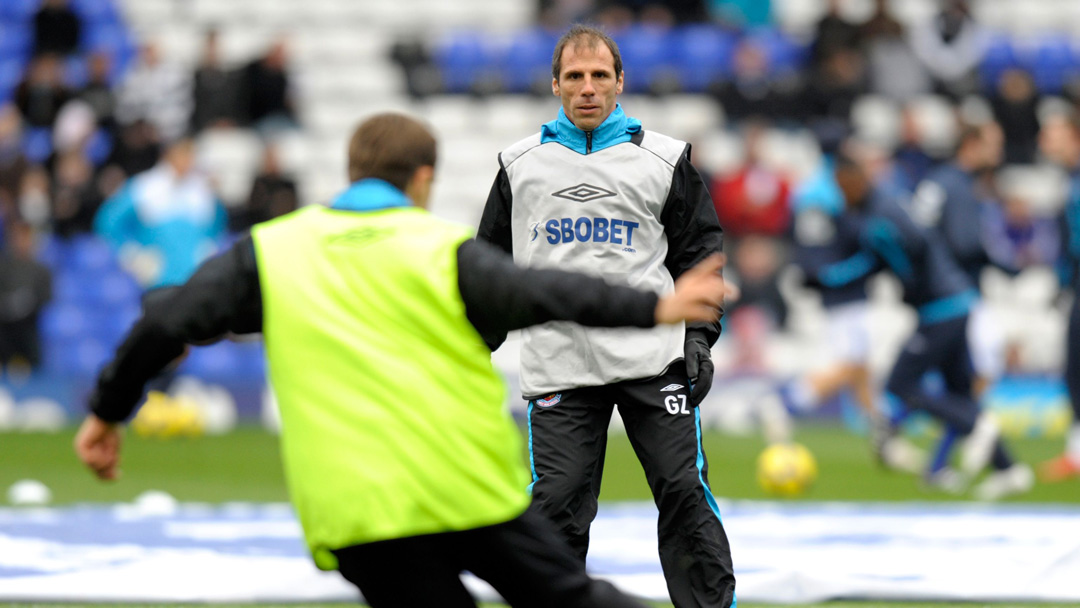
[615, 25, 678, 94]
[22, 127, 53, 164]
[674, 25, 737, 93]
[69, 235, 118, 273]
[501, 28, 558, 95]
[980, 34, 1019, 90]
[433, 31, 500, 94]
[0, 23, 32, 63]
[1027, 36, 1077, 93]
[0, 0, 38, 21]
[39, 303, 88, 342]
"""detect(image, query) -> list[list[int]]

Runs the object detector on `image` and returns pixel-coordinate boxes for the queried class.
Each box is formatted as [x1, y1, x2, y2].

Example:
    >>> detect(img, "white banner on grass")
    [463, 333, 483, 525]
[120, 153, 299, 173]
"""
[0, 501, 1079, 603]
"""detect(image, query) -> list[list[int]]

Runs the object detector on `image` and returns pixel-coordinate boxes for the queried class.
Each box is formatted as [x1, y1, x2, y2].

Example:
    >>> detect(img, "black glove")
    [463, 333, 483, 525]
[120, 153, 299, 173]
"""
[684, 329, 714, 407]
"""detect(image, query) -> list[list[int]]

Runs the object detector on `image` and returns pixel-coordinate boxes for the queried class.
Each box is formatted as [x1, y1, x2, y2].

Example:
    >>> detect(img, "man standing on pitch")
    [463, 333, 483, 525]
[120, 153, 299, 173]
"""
[74, 113, 733, 607]
[477, 25, 735, 608]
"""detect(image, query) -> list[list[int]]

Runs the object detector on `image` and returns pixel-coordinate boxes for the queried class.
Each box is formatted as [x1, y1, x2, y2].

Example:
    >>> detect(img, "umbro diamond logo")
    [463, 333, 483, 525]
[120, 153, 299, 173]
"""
[660, 384, 684, 392]
[552, 183, 617, 203]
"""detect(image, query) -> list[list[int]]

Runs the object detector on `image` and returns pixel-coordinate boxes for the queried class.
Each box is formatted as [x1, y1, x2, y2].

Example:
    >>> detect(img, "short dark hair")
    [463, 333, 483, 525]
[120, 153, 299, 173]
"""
[956, 124, 984, 150]
[347, 113, 436, 191]
[551, 24, 623, 81]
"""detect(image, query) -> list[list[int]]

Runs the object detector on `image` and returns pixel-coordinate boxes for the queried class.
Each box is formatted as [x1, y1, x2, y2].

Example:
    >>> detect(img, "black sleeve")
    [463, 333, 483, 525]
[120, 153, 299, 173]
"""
[89, 237, 263, 423]
[476, 165, 514, 254]
[473, 165, 515, 349]
[660, 147, 724, 345]
[457, 239, 658, 346]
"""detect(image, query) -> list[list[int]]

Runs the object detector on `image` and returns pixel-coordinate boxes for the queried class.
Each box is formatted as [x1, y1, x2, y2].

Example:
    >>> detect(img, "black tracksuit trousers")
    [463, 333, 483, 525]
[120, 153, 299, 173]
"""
[525, 364, 736, 608]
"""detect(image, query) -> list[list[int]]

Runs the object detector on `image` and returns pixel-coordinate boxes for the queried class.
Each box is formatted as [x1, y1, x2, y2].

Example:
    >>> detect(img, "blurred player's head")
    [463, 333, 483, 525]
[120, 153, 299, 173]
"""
[348, 113, 437, 207]
[834, 153, 871, 209]
[551, 24, 624, 132]
[164, 137, 196, 177]
[1039, 112, 1080, 169]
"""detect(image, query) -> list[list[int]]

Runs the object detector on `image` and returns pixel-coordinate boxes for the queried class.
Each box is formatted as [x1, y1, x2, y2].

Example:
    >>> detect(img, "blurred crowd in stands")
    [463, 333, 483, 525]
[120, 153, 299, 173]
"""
[0, 0, 301, 375]
[4, 0, 1080, 392]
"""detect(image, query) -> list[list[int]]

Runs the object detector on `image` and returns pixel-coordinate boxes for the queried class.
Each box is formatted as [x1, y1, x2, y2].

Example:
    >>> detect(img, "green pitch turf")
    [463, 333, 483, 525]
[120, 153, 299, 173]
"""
[2, 424, 1079, 608]
[2, 423, 1077, 504]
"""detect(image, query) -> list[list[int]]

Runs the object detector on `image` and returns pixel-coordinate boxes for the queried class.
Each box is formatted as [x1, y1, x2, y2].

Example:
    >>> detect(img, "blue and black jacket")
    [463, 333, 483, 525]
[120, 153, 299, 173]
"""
[815, 189, 978, 325]
[1059, 171, 1080, 291]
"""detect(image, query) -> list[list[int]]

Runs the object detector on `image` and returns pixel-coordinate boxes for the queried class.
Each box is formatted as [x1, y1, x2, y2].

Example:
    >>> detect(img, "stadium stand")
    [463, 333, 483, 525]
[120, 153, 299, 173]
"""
[3, 0, 1079, 419]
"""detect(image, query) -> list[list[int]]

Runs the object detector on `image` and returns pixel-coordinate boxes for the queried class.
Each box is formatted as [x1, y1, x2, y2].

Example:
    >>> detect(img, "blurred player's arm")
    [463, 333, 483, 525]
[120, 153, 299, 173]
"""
[88, 237, 262, 424]
[457, 239, 727, 339]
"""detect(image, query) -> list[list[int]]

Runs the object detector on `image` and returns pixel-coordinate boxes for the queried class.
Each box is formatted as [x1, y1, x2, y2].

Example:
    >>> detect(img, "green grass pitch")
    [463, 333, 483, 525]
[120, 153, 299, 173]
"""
[2, 424, 1079, 607]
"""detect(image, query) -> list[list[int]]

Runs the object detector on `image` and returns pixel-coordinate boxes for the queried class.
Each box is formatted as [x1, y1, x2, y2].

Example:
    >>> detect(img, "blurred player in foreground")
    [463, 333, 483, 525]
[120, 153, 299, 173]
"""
[810, 153, 1032, 500]
[1039, 111, 1080, 482]
[74, 113, 734, 607]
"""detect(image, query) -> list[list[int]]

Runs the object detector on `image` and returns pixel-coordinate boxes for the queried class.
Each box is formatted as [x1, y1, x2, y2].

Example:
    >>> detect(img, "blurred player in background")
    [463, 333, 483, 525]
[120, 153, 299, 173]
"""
[810, 153, 1032, 500]
[476, 24, 735, 608]
[74, 112, 734, 607]
[785, 153, 925, 474]
[1038, 111, 1080, 482]
[905, 122, 1015, 479]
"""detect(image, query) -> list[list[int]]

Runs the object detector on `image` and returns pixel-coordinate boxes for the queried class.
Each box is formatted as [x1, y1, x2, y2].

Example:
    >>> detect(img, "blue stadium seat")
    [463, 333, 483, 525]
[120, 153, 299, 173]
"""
[70, 0, 122, 25]
[22, 127, 53, 164]
[434, 31, 499, 94]
[1028, 36, 1075, 93]
[675, 25, 737, 92]
[0, 59, 24, 104]
[502, 28, 558, 94]
[0, 0, 39, 21]
[39, 303, 88, 341]
[746, 28, 806, 75]
[0, 23, 33, 63]
[69, 234, 118, 273]
[615, 26, 676, 94]
[980, 34, 1018, 89]
[86, 128, 113, 166]
[35, 234, 69, 271]
[182, 342, 242, 380]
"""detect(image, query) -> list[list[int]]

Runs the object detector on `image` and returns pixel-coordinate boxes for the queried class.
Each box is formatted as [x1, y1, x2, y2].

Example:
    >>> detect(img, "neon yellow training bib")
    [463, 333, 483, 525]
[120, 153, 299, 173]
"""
[253, 205, 529, 570]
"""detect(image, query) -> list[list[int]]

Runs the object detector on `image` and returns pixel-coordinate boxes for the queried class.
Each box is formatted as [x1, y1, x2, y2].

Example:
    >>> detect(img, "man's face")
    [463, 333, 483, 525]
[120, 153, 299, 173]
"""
[552, 42, 623, 132]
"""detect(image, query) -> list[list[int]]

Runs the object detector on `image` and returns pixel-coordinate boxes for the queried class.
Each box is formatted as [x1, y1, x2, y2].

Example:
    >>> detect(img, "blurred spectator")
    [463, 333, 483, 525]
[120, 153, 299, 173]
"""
[190, 28, 238, 133]
[709, 0, 771, 28]
[238, 38, 298, 136]
[94, 137, 227, 289]
[710, 38, 796, 123]
[910, 0, 987, 99]
[726, 235, 787, 331]
[116, 42, 193, 143]
[810, 0, 861, 75]
[33, 0, 82, 58]
[983, 195, 1060, 269]
[106, 119, 161, 178]
[15, 54, 74, 128]
[802, 47, 866, 140]
[860, 0, 930, 102]
[51, 150, 101, 237]
[17, 166, 51, 229]
[230, 144, 298, 231]
[889, 105, 937, 194]
[77, 52, 118, 135]
[52, 98, 96, 158]
[0, 105, 29, 220]
[594, 0, 707, 24]
[990, 68, 1040, 165]
[0, 220, 51, 373]
[711, 122, 791, 237]
[536, 0, 594, 28]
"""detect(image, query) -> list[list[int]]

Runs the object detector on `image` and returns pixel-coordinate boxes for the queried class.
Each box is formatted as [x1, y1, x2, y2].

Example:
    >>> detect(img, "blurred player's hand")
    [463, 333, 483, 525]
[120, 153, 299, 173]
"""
[656, 254, 735, 324]
[74, 414, 123, 481]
